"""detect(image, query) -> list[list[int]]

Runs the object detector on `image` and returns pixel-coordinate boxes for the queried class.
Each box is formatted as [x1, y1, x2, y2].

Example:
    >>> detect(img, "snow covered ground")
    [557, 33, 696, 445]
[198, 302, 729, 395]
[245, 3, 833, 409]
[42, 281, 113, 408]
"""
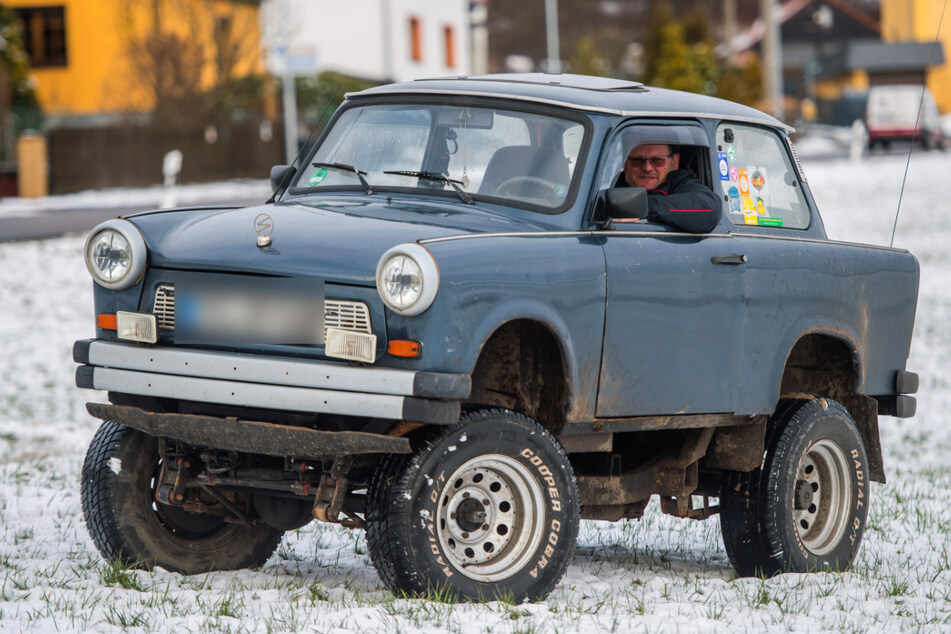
[0, 179, 271, 219]
[1, 148, 949, 632]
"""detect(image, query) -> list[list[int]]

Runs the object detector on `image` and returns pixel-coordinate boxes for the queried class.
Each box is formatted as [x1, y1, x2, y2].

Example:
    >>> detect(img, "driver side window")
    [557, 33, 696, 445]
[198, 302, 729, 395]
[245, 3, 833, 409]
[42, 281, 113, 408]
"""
[597, 123, 714, 192]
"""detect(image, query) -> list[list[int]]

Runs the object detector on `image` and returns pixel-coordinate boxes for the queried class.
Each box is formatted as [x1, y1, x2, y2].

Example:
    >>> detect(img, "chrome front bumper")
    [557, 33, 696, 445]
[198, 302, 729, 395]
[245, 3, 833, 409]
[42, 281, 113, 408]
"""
[73, 340, 469, 424]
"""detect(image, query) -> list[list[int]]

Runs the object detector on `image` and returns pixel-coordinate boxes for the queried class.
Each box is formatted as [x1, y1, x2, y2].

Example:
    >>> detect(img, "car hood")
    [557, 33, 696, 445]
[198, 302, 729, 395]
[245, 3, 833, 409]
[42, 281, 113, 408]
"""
[127, 195, 546, 284]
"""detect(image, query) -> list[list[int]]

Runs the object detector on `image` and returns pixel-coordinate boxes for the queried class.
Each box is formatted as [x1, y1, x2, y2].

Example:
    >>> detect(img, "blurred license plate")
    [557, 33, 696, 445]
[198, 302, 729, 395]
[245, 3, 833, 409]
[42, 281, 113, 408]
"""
[175, 279, 324, 345]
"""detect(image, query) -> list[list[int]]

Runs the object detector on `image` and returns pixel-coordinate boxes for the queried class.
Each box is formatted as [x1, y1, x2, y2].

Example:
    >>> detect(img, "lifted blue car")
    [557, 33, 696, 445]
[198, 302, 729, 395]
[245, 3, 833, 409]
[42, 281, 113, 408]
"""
[75, 74, 919, 601]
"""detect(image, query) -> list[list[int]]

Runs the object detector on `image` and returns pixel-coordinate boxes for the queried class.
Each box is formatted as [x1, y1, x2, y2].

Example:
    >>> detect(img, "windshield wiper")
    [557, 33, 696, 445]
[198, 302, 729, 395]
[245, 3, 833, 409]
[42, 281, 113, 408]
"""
[383, 170, 473, 204]
[311, 162, 373, 195]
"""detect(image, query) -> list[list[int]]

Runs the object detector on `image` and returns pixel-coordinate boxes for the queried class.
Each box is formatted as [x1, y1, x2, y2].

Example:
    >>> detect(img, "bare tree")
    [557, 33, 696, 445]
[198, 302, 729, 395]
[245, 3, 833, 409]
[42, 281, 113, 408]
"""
[116, 0, 261, 128]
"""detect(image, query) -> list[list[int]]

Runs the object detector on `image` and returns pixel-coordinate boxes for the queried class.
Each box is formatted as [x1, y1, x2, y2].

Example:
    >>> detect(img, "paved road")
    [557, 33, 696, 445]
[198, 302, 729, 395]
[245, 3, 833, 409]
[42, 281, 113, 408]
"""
[0, 197, 265, 243]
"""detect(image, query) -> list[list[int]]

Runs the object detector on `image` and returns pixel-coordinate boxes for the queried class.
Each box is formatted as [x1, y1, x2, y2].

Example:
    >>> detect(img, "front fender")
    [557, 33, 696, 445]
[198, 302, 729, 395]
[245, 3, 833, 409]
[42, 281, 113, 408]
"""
[466, 297, 583, 412]
[385, 234, 607, 420]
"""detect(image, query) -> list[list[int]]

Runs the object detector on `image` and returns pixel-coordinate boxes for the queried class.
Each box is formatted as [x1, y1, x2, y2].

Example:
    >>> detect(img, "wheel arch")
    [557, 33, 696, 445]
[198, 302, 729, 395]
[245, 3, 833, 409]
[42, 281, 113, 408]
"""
[467, 312, 575, 433]
[778, 330, 861, 401]
[777, 330, 885, 482]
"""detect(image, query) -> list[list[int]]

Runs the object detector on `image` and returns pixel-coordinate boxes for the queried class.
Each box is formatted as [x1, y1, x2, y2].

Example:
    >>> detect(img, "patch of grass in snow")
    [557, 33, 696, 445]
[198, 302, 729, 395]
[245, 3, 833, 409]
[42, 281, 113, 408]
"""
[263, 601, 307, 633]
[880, 578, 911, 597]
[97, 558, 146, 592]
[13, 528, 34, 545]
[304, 580, 330, 604]
[1, 568, 29, 597]
[104, 604, 149, 628]
[0, 554, 22, 572]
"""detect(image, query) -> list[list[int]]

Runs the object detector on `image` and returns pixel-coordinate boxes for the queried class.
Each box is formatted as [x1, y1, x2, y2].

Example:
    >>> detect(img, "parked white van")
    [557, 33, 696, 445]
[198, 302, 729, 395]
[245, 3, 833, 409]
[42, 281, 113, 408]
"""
[866, 85, 944, 150]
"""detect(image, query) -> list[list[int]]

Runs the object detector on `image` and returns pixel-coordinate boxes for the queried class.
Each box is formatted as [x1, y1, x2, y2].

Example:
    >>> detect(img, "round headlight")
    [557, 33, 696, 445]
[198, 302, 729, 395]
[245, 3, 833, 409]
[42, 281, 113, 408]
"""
[84, 219, 147, 289]
[376, 243, 439, 316]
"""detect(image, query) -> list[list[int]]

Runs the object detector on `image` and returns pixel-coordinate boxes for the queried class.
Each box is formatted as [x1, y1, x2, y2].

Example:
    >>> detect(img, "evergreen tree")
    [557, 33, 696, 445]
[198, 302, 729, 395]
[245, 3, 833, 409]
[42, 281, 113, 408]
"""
[716, 53, 764, 107]
[0, 7, 42, 158]
[640, 4, 675, 84]
[646, 24, 719, 95]
[0, 8, 40, 112]
[570, 36, 609, 77]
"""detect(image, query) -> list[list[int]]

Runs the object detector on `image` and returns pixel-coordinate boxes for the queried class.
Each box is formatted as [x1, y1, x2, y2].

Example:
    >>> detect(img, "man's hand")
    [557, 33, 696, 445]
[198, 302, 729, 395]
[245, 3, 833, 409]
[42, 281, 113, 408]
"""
[613, 218, 643, 223]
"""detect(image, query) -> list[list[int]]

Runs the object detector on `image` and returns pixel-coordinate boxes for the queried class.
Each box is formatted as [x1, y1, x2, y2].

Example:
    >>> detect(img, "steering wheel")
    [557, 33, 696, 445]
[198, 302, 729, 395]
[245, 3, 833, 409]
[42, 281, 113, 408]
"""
[495, 176, 561, 201]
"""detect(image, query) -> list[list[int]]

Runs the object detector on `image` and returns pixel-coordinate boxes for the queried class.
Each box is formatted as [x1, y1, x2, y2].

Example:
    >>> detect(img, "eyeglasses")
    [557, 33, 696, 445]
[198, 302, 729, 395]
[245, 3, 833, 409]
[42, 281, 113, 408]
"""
[626, 155, 672, 168]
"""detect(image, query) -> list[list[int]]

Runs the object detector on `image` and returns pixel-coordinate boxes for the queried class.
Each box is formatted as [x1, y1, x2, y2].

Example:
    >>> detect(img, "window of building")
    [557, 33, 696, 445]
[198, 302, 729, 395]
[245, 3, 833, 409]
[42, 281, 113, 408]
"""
[409, 17, 422, 62]
[14, 6, 68, 68]
[443, 26, 455, 68]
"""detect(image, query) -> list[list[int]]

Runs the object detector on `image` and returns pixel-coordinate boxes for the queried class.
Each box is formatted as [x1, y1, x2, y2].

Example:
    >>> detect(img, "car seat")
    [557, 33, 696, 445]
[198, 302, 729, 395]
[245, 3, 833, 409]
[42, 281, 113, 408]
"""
[479, 146, 570, 197]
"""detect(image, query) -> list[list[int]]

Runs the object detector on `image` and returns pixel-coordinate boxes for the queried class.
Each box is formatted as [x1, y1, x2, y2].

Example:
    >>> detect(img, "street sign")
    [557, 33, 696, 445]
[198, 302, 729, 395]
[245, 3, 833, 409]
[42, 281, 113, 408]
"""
[268, 45, 318, 76]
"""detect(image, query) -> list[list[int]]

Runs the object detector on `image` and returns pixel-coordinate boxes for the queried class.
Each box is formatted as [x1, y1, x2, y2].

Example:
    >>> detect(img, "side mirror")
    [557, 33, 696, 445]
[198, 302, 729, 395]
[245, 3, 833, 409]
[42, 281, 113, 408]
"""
[604, 187, 648, 222]
[270, 165, 295, 194]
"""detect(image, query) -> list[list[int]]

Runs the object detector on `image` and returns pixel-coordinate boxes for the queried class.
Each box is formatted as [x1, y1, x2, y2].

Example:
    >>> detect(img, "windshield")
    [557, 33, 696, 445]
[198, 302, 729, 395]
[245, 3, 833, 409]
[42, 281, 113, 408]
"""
[292, 103, 587, 212]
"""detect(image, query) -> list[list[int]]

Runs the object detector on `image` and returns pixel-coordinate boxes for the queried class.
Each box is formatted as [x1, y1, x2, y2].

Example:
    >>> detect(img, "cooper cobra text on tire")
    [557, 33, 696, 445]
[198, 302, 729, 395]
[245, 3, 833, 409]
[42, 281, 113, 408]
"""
[365, 409, 579, 602]
[720, 397, 869, 577]
[81, 421, 283, 574]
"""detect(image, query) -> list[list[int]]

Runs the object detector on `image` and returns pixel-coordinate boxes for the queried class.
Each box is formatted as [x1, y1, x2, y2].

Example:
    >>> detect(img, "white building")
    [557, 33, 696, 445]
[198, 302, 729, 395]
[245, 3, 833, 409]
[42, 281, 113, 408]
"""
[262, 0, 485, 82]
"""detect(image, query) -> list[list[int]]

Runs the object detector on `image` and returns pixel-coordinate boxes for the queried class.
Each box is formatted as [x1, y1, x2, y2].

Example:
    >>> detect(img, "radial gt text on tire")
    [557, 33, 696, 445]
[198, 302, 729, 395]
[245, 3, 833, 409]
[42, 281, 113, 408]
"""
[719, 397, 870, 577]
[80, 421, 284, 574]
[365, 409, 580, 602]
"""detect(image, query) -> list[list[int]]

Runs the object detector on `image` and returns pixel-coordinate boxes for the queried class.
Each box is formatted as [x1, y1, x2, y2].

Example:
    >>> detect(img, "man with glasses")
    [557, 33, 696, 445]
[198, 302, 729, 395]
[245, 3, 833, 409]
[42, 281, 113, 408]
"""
[614, 143, 721, 233]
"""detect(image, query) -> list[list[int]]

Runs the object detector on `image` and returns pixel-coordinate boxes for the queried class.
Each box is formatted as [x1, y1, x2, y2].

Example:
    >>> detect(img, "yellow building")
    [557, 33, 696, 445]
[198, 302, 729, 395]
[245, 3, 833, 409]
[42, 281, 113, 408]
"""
[883, 0, 951, 112]
[7, 0, 263, 118]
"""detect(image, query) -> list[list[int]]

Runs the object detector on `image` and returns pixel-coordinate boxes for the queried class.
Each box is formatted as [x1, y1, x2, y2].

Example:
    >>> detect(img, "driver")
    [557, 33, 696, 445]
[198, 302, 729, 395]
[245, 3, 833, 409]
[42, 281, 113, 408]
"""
[613, 143, 721, 233]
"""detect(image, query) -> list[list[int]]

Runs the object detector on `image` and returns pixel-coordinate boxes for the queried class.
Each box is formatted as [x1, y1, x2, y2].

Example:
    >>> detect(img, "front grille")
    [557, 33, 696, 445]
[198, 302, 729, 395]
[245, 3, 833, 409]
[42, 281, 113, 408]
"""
[154, 285, 175, 330]
[153, 284, 372, 336]
[324, 299, 372, 333]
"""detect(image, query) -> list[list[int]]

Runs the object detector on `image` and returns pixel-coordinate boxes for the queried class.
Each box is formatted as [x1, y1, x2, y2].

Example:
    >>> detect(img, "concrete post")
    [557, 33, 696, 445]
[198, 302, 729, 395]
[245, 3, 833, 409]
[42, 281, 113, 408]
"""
[17, 132, 48, 198]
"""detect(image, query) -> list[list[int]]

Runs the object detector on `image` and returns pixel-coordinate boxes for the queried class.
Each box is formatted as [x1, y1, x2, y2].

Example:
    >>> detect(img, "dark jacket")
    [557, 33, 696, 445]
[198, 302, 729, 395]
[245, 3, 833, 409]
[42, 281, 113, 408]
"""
[614, 170, 722, 233]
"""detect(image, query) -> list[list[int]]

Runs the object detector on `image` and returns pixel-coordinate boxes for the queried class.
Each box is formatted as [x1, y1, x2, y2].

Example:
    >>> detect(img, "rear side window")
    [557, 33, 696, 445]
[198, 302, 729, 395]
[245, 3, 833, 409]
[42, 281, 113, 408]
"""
[716, 124, 810, 230]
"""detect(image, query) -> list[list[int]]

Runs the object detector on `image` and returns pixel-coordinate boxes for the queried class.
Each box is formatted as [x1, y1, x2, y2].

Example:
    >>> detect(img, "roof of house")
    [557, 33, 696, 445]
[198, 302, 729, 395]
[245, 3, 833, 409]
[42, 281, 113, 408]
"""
[728, 0, 880, 54]
[820, 40, 946, 76]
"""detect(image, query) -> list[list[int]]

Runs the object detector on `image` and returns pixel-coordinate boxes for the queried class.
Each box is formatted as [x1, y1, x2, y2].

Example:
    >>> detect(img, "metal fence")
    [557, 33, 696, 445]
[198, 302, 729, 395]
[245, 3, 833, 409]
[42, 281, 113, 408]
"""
[47, 119, 285, 194]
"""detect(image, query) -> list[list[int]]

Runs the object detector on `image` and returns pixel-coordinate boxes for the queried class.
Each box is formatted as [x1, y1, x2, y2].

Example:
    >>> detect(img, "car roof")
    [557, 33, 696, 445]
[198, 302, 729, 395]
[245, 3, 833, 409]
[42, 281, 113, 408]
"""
[349, 73, 791, 132]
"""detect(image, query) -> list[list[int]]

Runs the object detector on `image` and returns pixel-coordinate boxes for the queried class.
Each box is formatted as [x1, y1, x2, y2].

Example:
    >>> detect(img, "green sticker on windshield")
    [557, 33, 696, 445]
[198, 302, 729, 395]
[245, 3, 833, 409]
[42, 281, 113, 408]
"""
[758, 217, 783, 227]
[308, 167, 328, 186]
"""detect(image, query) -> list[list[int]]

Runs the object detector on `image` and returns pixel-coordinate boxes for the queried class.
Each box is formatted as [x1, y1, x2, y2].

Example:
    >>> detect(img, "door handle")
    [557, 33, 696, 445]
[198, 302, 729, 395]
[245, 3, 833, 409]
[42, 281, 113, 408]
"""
[711, 254, 748, 265]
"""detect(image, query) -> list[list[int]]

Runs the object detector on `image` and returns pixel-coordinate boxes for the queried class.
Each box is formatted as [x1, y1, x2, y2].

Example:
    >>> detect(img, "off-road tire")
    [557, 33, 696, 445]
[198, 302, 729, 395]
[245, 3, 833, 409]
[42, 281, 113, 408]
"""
[720, 397, 869, 577]
[81, 421, 283, 574]
[365, 409, 579, 602]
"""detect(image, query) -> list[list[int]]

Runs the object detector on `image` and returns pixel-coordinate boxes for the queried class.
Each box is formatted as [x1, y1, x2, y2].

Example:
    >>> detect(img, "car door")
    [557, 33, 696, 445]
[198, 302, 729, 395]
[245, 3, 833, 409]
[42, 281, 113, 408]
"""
[712, 122, 857, 415]
[593, 122, 746, 418]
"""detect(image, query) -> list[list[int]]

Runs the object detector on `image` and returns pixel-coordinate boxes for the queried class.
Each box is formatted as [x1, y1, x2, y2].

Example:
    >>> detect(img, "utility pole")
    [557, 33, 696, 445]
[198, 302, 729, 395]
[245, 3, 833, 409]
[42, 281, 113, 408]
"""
[470, 0, 489, 75]
[281, 0, 298, 164]
[381, 0, 394, 81]
[760, 0, 785, 121]
[724, 0, 738, 58]
[544, 0, 561, 73]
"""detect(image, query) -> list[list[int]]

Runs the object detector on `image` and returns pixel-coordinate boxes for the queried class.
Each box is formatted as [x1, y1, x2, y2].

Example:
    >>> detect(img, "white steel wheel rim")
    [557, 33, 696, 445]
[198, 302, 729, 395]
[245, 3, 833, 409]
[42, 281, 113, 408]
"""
[434, 454, 546, 583]
[794, 439, 853, 556]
